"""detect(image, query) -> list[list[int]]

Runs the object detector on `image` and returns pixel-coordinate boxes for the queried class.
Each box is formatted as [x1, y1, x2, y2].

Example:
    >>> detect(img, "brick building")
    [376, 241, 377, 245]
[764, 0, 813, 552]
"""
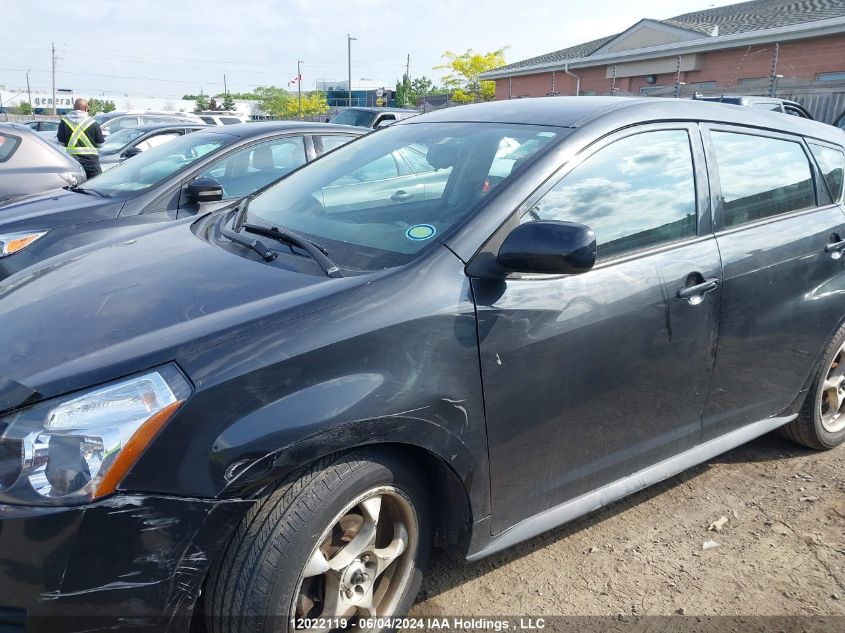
[479, 0, 845, 122]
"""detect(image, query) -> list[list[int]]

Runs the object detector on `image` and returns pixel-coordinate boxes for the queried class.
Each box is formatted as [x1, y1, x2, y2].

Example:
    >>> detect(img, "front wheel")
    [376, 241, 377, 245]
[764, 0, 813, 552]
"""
[205, 451, 431, 633]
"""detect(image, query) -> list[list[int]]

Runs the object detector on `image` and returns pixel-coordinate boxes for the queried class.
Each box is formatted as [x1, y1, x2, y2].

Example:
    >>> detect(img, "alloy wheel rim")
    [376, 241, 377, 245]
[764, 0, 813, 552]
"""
[291, 485, 418, 632]
[820, 342, 845, 433]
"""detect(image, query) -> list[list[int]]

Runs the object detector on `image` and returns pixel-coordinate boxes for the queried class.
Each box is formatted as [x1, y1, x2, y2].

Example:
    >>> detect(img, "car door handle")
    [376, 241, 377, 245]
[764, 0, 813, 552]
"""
[677, 278, 720, 300]
[391, 190, 413, 202]
[824, 239, 845, 254]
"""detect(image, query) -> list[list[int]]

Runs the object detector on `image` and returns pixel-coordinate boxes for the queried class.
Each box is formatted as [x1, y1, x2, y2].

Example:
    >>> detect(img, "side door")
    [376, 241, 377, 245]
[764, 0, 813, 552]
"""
[471, 125, 722, 532]
[700, 126, 845, 439]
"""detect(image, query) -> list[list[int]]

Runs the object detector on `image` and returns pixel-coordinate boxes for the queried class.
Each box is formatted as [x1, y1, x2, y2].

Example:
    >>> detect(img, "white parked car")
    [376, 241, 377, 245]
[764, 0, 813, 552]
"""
[196, 111, 251, 125]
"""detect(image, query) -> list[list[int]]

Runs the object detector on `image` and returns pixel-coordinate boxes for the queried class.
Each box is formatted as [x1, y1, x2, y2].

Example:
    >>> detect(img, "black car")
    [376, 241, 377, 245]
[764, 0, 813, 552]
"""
[98, 122, 209, 168]
[0, 123, 86, 204]
[330, 106, 418, 128]
[0, 97, 844, 632]
[0, 121, 362, 278]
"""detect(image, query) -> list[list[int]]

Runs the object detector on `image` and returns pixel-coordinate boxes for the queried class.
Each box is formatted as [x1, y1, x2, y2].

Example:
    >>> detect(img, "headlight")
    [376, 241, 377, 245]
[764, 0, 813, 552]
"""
[0, 231, 48, 258]
[0, 365, 190, 505]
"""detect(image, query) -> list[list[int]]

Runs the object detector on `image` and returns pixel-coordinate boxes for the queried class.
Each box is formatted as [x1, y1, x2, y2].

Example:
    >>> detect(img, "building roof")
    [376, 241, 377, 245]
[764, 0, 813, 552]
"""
[485, 0, 845, 77]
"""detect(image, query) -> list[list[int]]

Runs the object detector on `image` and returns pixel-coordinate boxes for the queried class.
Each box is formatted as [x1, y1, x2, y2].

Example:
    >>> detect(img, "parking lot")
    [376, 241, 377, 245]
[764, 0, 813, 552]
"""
[412, 433, 844, 619]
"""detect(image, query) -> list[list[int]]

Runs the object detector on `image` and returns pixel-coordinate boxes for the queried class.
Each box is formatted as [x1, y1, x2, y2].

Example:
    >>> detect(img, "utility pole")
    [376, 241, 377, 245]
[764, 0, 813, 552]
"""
[347, 34, 356, 107]
[297, 60, 303, 119]
[405, 53, 410, 107]
[51, 42, 57, 116]
[767, 42, 780, 97]
[223, 74, 228, 96]
[26, 69, 32, 109]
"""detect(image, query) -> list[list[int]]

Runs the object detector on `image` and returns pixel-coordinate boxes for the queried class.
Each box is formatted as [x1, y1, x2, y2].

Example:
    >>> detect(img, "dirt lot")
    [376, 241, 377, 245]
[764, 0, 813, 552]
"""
[410, 433, 845, 623]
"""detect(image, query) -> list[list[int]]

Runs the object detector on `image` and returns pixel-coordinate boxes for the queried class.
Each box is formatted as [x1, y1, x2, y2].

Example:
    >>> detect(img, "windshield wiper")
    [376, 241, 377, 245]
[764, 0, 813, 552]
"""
[219, 224, 278, 262]
[69, 186, 105, 197]
[243, 223, 343, 278]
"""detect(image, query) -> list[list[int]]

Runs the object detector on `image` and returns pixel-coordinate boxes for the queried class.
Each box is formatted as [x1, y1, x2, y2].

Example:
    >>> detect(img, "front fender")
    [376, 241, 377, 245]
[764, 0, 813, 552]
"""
[125, 246, 491, 521]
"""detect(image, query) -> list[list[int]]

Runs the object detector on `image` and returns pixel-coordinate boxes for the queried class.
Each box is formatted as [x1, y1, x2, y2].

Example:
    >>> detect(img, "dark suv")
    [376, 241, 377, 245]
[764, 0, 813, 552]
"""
[0, 97, 844, 632]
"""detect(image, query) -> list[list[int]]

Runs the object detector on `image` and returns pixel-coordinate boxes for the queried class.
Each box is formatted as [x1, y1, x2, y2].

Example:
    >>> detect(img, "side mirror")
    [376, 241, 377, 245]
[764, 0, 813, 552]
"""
[122, 146, 143, 158]
[497, 220, 596, 275]
[187, 177, 224, 204]
[375, 118, 395, 129]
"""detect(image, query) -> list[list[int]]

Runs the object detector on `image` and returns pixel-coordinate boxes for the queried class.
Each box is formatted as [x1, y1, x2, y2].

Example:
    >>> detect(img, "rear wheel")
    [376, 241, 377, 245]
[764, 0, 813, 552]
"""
[205, 450, 431, 633]
[782, 325, 845, 450]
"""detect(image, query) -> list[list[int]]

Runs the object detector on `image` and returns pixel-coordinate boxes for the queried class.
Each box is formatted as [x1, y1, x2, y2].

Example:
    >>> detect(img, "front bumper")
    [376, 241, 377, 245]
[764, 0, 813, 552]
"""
[0, 493, 249, 632]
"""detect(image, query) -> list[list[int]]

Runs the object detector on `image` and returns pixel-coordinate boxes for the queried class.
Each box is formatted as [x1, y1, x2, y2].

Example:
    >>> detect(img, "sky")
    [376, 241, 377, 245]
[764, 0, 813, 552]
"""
[0, 0, 741, 99]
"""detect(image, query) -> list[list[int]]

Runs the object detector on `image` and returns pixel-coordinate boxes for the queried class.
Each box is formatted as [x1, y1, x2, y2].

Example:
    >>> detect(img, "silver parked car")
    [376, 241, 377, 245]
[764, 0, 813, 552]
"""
[94, 111, 204, 136]
[0, 123, 85, 204]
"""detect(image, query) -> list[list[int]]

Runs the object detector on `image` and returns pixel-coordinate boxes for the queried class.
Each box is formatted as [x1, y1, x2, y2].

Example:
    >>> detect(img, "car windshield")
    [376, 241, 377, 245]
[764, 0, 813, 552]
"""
[330, 109, 377, 128]
[99, 128, 147, 154]
[247, 122, 562, 270]
[81, 131, 234, 196]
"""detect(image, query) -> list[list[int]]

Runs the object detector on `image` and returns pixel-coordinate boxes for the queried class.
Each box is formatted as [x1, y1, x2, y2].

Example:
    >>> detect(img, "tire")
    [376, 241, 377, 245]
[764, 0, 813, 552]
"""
[205, 450, 432, 633]
[781, 322, 845, 450]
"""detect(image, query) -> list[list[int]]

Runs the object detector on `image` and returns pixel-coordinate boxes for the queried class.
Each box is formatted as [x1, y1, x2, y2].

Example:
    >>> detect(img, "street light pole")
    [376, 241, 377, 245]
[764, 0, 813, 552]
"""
[347, 34, 356, 107]
[297, 59, 303, 119]
[26, 69, 32, 110]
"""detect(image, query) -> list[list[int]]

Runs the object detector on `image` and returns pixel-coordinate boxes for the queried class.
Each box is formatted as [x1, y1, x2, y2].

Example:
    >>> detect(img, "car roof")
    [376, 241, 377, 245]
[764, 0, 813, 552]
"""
[399, 96, 841, 141]
[344, 107, 418, 114]
[123, 122, 210, 133]
[0, 122, 37, 134]
[191, 121, 364, 139]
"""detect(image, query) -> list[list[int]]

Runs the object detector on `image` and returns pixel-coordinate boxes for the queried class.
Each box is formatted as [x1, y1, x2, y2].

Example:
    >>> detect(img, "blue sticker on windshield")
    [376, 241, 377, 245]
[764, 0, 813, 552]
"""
[406, 224, 436, 241]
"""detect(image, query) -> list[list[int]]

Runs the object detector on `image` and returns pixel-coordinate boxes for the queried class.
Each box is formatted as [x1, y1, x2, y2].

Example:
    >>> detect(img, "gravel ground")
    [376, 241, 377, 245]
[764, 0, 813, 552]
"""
[410, 433, 845, 624]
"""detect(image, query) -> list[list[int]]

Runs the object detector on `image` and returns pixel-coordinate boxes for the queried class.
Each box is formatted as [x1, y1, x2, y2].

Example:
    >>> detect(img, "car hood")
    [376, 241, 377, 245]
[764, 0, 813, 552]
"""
[0, 219, 369, 412]
[0, 188, 125, 231]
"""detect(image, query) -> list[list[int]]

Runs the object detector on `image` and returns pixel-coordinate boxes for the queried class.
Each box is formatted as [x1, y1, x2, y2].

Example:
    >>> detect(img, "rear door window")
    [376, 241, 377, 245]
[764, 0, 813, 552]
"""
[710, 131, 815, 228]
[523, 129, 697, 260]
[315, 135, 356, 155]
[135, 131, 182, 152]
[809, 143, 845, 202]
[0, 133, 21, 162]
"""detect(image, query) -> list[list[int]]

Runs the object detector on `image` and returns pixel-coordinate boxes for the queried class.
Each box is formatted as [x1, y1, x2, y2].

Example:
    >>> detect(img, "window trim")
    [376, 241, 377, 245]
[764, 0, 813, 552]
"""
[466, 122, 710, 278]
[700, 123, 822, 233]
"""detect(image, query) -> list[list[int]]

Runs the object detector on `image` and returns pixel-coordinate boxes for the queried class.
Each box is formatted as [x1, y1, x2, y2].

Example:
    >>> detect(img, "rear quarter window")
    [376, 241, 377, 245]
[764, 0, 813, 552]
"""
[0, 133, 22, 163]
[710, 131, 815, 228]
[809, 143, 845, 202]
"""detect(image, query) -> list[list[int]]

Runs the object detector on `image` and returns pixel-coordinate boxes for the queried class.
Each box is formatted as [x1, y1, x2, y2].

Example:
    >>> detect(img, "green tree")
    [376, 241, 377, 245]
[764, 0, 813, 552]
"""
[222, 93, 236, 110]
[395, 74, 442, 108]
[253, 85, 289, 117]
[87, 98, 111, 115]
[102, 100, 116, 113]
[298, 92, 329, 117]
[194, 91, 210, 113]
[252, 86, 328, 119]
[19, 101, 33, 115]
[435, 48, 508, 103]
